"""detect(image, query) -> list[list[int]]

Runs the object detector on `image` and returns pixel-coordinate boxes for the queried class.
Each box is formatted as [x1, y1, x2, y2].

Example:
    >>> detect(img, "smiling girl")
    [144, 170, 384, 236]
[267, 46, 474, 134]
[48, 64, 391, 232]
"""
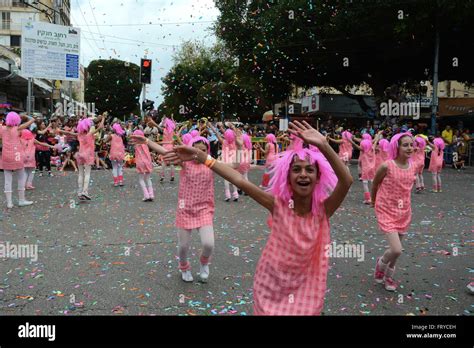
[371, 133, 416, 291]
[165, 120, 352, 315]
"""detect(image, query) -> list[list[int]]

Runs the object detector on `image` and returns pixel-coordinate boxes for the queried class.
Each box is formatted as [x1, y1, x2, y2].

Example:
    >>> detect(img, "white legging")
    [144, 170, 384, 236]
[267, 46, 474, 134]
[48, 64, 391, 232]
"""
[432, 173, 442, 188]
[138, 173, 153, 194]
[224, 180, 239, 197]
[24, 167, 35, 186]
[4, 169, 26, 192]
[111, 160, 124, 177]
[177, 226, 215, 270]
[415, 173, 425, 188]
[363, 180, 371, 193]
[160, 162, 175, 178]
[78, 165, 92, 194]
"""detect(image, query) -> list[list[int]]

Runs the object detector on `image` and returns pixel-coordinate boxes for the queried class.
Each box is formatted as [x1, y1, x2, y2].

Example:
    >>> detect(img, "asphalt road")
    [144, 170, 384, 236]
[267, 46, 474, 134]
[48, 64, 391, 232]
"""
[0, 164, 472, 316]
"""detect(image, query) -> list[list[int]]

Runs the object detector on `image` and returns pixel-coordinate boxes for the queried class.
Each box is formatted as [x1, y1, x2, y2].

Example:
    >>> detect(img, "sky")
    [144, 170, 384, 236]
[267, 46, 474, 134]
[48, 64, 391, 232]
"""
[71, 0, 220, 105]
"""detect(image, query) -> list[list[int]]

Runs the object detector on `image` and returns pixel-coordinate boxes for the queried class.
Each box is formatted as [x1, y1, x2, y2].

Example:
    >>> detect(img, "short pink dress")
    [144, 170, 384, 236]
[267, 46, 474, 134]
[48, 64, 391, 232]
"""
[175, 161, 215, 230]
[21, 138, 36, 169]
[265, 143, 277, 169]
[338, 138, 353, 162]
[109, 134, 125, 161]
[134, 144, 153, 174]
[374, 149, 389, 173]
[375, 160, 416, 234]
[76, 133, 95, 166]
[360, 148, 375, 181]
[413, 148, 425, 174]
[253, 197, 330, 315]
[221, 140, 236, 165]
[162, 130, 174, 151]
[0, 126, 24, 171]
[428, 145, 443, 173]
[237, 148, 251, 174]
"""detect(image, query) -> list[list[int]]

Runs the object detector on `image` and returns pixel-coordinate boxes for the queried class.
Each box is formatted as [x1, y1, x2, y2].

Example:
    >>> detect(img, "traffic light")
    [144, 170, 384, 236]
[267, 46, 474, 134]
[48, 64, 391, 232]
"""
[140, 59, 152, 84]
[142, 99, 155, 112]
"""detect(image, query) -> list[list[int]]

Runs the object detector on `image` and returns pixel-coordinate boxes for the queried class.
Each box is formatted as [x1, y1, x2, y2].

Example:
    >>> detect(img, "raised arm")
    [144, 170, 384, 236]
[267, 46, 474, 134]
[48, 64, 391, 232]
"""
[129, 135, 169, 156]
[349, 137, 361, 151]
[289, 121, 353, 218]
[166, 145, 274, 212]
[208, 122, 224, 144]
[327, 136, 343, 144]
[34, 139, 54, 149]
[18, 117, 35, 131]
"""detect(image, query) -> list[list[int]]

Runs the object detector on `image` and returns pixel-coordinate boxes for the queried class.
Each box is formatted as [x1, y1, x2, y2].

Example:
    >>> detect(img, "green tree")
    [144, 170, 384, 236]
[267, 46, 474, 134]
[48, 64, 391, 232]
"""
[160, 40, 271, 123]
[214, 0, 474, 115]
[85, 59, 142, 118]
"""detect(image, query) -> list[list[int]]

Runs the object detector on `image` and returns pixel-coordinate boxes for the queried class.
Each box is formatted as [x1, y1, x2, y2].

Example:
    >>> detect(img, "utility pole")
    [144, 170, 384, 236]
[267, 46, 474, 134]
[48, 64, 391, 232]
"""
[431, 26, 440, 136]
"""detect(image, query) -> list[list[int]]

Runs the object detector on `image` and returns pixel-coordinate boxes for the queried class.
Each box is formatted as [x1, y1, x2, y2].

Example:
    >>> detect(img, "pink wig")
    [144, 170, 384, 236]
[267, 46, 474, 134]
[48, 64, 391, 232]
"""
[224, 129, 235, 144]
[242, 134, 252, 150]
[378, 138, 390, 152]
[21, 129, 35, 140]
[112, 123, 125, 136]
[360, 139, 372, 153]
[362, 133, 372, 140]
[133, 129, 144, 136]
[182, 133, 192, 145]
[265, 133, 277, 144]
[190, 136, 210, 152]
[268, 148, 338, 217]
[289, 135, 304, 151]
[6, 112, 21, 127]
[415, 136, 426, 150]
[342, 131, 353, 140]
[388, 132, 413, 160]
[190, 130, 200, 138]
[164, 118, 176, 133]
[77, 118, 92, 133]
[433, 137, 445, 151]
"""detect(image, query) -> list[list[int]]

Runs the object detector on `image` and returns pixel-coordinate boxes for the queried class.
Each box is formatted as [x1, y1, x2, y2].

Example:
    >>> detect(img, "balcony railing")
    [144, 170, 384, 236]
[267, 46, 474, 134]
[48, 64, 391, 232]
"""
[0, 0, 27, 7]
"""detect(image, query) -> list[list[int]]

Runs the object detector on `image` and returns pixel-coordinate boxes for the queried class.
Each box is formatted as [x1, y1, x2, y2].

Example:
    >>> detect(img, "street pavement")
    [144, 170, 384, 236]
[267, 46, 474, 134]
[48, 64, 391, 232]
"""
[0, 164, 472, 316]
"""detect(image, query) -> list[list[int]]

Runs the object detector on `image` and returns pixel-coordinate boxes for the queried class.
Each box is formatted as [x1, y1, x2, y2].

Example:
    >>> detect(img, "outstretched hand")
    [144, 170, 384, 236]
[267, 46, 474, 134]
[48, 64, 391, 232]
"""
[129, 135, 147, 145]
[288, 120, 327, 148]
[169, 145, 201, 163]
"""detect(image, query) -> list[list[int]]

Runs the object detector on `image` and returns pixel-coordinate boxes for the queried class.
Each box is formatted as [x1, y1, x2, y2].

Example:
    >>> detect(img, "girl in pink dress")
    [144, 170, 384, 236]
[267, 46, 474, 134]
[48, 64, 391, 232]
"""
[427, 137, 445, 193]
[375, 138, 390, 172]
[256, 133, 278, 189]
[60, 117, 104, 200]
[166, 121, 353, 315]
[214, 127, 240, 201]
[350, 137, 375, 204]
[133, 130, 154, 202]
[104, 123, 126, 187]
[129, 133, 210, 283]
[371, 132, 415, 291]
[237, 134, 252, 187]
[413, 136, 427, 193]
[160, 117, 176, 182]
[328, 130, 353, 165]
[0, 112, 36, 208]
[20, 129, 53, 190]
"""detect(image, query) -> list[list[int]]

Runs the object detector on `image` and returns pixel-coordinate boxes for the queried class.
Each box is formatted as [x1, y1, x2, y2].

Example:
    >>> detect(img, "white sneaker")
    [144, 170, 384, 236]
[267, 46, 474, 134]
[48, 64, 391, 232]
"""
[18, 200, 33, 207]
[7, 203, 14, 209]
[199, 264, 209, 282]
[180, 270, 193, 283]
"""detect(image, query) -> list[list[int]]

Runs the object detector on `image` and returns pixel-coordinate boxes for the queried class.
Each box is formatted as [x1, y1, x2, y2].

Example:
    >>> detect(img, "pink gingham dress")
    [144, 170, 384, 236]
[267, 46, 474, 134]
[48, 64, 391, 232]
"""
[237, 148, 251, 174]
[109, 134, 125, 161]
[175, 161, 215, 230]
[21, 138, 36, 169]
[265, 143, 277, 168]
[374, 149, 389, 173]
[338, 138, 353, 162]
[253, 197, 330, 315]
[414, 148, 425, 174]
[0, 126, 24, 171]
[360, 148, 375, 180]
[76, 133, 95, 166]
[375, 160, 416, 234]
[428, 145, 443, 173]
[134, 144, 153, 174]
[162, 130, 174, 151]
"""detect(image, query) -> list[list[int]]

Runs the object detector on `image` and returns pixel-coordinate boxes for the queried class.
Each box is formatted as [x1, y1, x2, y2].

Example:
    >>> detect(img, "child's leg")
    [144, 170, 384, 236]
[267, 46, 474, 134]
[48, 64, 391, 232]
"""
[381, 233, 403, 268]
[138, 173, 149, 199]
[177, 229, 192, 270]
[224, 180, 231, 199]
[419, 171, 425, 188]
[198, 225, 215, 265]
[111, 160, 118, 178]
[169, 163, 175, 179]
[26, 168, 35, 186]
[415, 174, 420, 189]
[437, 173, 442, 190]
[77, 165, 84, 194]
[243, 172, 249, 182]
[431, 173, 438, 190]
[82, 165, 92, 194]
[4, 170, 13, 207]
[118, 161, 124, 177]
[71, 159, 78, 171]
[160, 160, 166, 179]
[145, 173, 154, 198]
[17, 168, 28, 202]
